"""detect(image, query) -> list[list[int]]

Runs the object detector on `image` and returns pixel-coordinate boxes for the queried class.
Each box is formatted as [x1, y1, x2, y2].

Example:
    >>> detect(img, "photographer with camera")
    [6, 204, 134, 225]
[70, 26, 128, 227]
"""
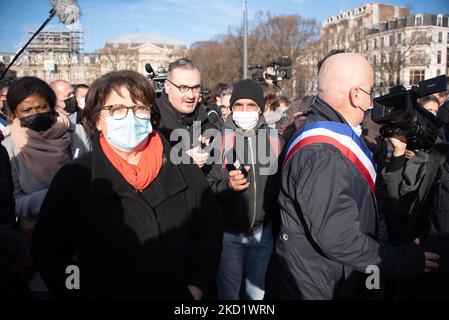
[376, 77, 449, 299]
[157, 58, 216, 170]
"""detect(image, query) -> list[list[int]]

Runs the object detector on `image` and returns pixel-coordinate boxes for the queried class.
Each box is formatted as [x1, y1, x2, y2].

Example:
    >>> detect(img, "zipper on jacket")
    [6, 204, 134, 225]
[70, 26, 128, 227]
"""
[248, 138, 257, 231]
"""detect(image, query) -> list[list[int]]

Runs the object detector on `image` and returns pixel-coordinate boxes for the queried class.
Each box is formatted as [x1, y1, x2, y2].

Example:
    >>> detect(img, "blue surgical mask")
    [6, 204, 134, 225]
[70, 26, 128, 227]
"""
[105, 112, 152, 152]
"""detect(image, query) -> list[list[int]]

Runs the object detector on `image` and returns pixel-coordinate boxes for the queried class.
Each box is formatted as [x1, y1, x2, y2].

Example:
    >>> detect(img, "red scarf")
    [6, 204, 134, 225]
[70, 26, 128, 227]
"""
[99, 132, 164, 191]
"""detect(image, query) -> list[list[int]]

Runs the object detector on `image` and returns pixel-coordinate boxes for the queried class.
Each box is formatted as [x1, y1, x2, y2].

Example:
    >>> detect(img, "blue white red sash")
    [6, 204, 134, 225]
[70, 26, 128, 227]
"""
[284, 121, 377, 194]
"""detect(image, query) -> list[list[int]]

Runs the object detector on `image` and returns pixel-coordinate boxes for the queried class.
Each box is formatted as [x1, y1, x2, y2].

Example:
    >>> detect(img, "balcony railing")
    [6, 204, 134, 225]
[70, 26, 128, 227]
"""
[408, 57, 430, 66]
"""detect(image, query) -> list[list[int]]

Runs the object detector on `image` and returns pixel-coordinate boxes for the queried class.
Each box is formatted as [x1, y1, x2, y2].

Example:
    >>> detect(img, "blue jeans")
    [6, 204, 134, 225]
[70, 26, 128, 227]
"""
[217, 224, 273, 300]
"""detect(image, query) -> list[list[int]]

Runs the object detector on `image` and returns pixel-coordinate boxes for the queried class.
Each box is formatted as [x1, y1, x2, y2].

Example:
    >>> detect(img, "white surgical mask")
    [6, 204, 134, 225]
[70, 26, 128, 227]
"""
[79, 98, 85, 109]
[232, 111, 259, 131]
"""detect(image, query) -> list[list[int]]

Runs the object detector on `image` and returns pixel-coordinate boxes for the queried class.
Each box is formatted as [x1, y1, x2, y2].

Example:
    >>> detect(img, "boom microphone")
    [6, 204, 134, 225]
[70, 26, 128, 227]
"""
[49, 0, 80, 25]
[0, 0, 81, 80]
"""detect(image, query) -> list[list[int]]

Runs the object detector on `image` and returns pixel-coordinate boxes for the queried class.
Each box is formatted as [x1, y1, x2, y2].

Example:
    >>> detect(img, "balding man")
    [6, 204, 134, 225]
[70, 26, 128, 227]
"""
[50, 80, 80, 124]
[265, 53, 439, 300]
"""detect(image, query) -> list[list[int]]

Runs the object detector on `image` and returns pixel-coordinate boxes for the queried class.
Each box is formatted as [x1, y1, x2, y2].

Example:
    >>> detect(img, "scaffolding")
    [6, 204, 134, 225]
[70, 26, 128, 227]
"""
[17, 23, 84, 81]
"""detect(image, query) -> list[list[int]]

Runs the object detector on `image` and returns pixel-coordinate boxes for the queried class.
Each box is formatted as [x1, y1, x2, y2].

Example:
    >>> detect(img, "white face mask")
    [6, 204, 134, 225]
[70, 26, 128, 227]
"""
[352, 124, 362, 137]
[232, 111, 259, 131]
[78, 98, 86, 110]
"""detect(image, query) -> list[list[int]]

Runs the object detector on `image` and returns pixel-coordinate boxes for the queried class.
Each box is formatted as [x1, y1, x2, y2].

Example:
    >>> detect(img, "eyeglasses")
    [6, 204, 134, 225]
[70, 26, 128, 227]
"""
[167, 79, 202, 94]
[103, 104, 151, 120]
[358, 87, 374, 99]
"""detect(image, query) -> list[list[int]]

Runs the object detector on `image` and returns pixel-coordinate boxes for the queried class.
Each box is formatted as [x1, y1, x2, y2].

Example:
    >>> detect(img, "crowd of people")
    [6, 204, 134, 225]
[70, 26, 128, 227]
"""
[0, 52, 448, 300]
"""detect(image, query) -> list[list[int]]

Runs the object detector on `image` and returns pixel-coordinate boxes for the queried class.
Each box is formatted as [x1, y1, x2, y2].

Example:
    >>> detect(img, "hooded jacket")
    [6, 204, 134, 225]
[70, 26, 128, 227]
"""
[207, 115, 281, 235]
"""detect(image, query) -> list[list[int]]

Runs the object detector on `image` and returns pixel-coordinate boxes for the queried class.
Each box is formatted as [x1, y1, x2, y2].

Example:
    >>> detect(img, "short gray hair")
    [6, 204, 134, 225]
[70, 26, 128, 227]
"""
[168, 58, 200, 78]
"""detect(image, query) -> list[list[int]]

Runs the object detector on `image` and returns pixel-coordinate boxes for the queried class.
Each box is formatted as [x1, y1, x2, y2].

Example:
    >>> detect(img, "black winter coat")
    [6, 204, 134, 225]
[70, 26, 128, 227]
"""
[157, 93, 216, 148]
[0, 141, 15, 226]
[32, 133, 223, 299]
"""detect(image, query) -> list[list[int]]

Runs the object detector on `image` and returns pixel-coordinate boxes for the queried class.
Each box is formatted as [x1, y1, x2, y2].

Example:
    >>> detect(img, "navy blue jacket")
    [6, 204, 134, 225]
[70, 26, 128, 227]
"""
[266, 97, 425, 300]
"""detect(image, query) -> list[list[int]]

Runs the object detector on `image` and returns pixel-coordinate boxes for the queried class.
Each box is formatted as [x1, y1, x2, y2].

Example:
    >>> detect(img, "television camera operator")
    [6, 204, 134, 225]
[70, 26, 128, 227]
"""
[249, 56, 292, 92]
[376, 75, 449, 299]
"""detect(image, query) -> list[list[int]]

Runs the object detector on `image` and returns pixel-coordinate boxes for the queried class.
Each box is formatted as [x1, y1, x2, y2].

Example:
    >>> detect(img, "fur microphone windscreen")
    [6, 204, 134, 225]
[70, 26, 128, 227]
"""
[49, 0, 80, 25]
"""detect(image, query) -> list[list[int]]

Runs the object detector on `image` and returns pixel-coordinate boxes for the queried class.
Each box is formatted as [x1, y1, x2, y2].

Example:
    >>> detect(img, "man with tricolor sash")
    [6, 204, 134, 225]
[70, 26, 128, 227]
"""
[265, 53, 440, 300]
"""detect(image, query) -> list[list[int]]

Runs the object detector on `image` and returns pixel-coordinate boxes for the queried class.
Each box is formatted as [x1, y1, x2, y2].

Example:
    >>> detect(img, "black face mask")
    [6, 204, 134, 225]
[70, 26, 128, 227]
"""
[63, 96, 79, 114]
[19, 112, 54, 132]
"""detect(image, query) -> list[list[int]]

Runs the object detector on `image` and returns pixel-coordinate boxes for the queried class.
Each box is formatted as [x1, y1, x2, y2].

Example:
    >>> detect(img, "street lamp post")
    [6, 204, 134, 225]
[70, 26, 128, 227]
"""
[243, 0, 248, 79]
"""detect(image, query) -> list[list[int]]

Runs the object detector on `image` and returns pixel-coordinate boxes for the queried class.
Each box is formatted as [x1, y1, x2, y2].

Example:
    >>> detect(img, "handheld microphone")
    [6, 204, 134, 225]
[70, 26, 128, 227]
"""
[49, 0, 80, 25]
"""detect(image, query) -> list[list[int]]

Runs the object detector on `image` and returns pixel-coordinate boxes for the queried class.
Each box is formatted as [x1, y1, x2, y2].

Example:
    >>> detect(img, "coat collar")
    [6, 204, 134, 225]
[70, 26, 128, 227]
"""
[157, 93, 208, 127]
[90, 131, 188, 207]
[307, 96, 349, 125]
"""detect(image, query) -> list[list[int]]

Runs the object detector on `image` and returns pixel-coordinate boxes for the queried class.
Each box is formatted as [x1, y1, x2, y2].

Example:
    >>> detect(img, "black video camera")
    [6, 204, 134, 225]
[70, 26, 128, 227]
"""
[248, 56, 292, 85]
[145, 63, 168, 97]
[372, 75, 447, 150]
[198, 87, 223, 127]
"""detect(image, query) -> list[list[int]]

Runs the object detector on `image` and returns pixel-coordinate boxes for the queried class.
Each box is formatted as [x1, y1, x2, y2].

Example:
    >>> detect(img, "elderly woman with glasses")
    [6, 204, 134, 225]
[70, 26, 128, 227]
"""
[31, 70, 223, 300]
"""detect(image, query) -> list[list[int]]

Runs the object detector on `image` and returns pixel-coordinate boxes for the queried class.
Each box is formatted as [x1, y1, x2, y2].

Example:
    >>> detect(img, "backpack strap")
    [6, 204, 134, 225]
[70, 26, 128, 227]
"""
[267, 128, 282, 157]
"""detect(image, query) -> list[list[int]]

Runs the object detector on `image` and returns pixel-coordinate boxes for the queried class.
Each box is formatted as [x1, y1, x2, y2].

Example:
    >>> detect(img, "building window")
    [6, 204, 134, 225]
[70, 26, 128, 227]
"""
[411, 50, 428, 65]
[437, 51, 442, 64]
[398, 33, 402, 43]
[439, 32, 443, 43]
[410, 69, 425, 85]
[437, 69, 441, 76]
[389, 34, 394, 46]
[415, 16, 423, 26]
[437, 15, 443, 27]
[381, 37, 384, 47]
[447, 32, 449, 44]
[374, 39, 377, 49]
[373, 55, 377, 65]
